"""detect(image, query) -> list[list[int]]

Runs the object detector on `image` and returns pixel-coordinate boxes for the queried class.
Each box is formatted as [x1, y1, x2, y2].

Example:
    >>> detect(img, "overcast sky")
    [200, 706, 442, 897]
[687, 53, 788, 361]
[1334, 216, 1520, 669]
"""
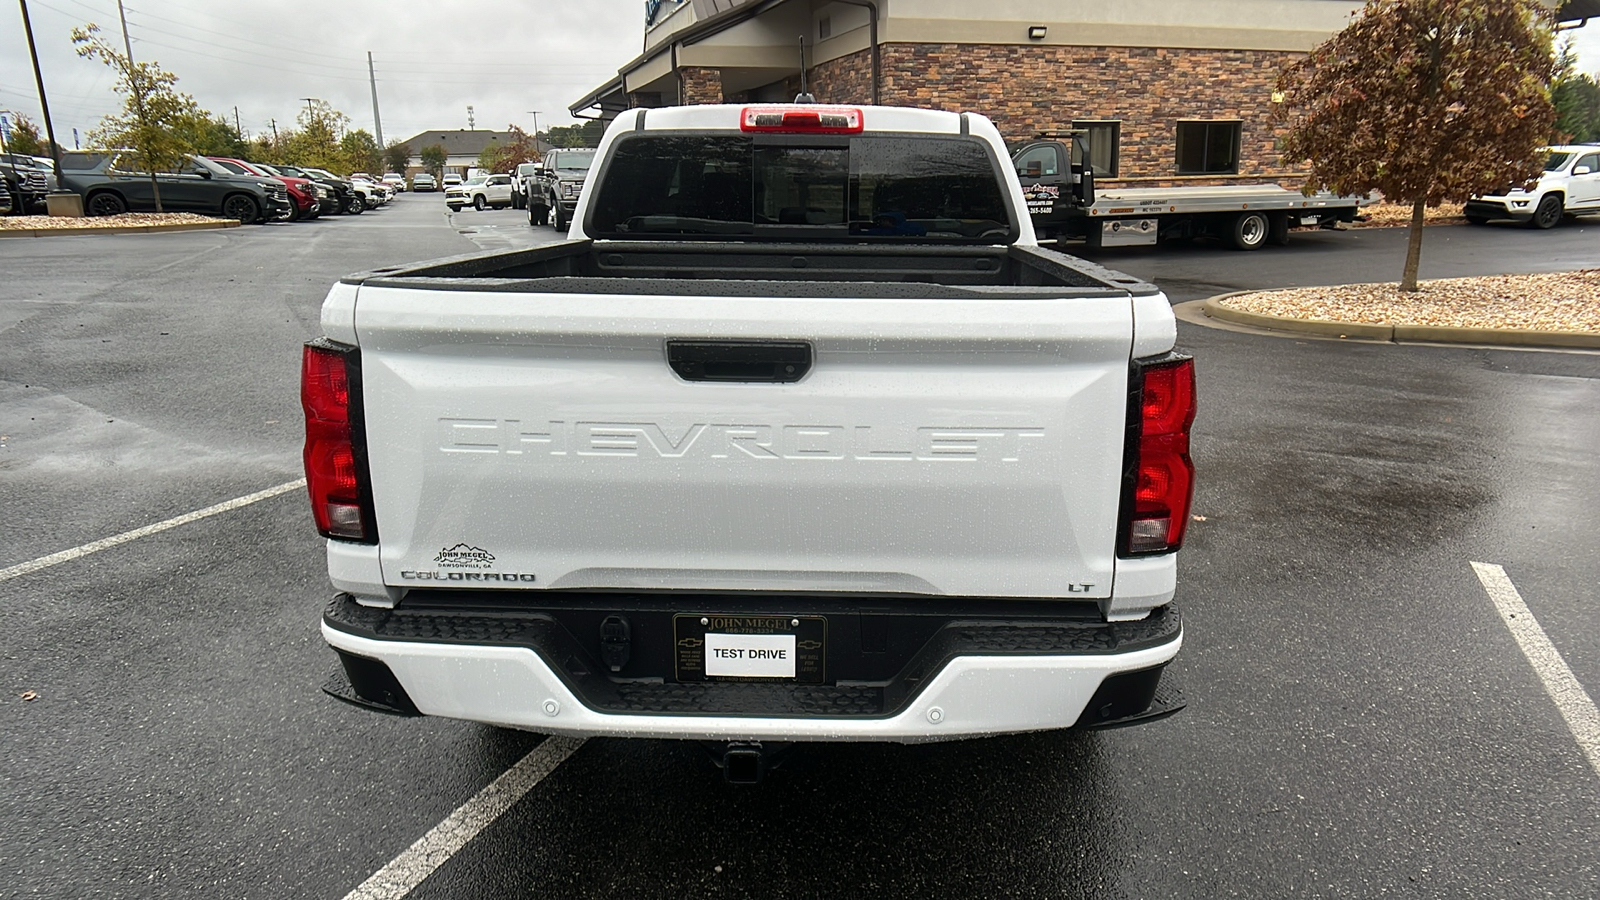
[8, 2, 1600, 151]
[2, 0, 644, 148]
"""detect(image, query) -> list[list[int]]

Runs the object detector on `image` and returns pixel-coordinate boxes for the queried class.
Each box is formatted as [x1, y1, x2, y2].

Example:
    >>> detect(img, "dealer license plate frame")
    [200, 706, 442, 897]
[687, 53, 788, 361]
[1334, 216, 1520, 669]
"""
[673, 614, 827, 684]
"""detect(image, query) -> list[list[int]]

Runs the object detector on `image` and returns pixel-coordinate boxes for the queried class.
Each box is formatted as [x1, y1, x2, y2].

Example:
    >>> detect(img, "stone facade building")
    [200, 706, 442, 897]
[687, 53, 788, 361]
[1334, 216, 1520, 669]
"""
[574, 0, 1594, 187]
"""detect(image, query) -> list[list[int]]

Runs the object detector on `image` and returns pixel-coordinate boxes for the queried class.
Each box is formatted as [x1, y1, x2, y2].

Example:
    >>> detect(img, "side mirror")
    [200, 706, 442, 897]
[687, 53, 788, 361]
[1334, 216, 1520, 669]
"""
[195, 168, 212, 179]
[1576, 165, 1593, 176]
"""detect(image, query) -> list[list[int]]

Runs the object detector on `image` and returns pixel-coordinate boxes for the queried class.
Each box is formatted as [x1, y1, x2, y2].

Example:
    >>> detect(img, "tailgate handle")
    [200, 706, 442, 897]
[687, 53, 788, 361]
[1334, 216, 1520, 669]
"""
[667, 340, 812, 383]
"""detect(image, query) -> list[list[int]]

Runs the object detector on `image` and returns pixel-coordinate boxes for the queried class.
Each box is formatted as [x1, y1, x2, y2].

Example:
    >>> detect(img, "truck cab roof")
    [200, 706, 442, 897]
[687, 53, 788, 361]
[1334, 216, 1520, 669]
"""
[574, 104, 1034, 246]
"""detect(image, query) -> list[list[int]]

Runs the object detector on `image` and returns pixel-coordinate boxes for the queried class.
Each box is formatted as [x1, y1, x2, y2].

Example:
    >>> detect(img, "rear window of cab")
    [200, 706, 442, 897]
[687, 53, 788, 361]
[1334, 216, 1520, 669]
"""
[587, 134, 1015, 242]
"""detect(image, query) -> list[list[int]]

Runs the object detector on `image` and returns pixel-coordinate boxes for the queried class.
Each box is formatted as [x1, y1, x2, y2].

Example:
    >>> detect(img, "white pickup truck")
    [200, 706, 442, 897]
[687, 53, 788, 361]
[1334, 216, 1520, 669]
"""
[303, 104, 1194, 781]
[1465, 145, 1600, 229]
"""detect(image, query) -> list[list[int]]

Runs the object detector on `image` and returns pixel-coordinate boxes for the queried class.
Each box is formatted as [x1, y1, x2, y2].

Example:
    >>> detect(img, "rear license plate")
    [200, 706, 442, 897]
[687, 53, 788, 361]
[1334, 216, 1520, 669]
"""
[674, 614, 826, 683]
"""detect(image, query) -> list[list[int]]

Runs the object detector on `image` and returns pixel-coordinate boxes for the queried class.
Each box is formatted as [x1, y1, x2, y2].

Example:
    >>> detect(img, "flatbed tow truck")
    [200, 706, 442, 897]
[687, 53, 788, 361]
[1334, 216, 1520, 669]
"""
[1011, 133, 1366, 250]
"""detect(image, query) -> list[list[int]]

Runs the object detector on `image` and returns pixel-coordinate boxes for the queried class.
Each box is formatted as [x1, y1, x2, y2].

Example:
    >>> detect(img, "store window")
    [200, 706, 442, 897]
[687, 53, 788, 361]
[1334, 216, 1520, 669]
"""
[1176, 121, 1241, 175]
[1071, 121, 1120, 177]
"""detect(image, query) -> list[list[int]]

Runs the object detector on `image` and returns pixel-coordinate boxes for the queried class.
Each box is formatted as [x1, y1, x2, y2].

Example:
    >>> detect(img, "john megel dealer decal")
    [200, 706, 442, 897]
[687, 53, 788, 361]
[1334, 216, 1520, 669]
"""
[399, 543, 536, 583]
[434, 543, 496, 569]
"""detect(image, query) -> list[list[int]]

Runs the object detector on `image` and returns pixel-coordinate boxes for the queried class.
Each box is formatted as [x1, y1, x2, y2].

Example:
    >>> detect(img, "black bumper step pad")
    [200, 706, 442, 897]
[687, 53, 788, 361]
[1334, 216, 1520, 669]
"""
[324, 594, 1179, 720]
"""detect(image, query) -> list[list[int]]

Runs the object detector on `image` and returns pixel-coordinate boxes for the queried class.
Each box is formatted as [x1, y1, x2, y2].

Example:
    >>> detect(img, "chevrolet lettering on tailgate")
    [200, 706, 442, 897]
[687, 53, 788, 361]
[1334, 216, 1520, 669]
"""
[438, 419, 1046, 462]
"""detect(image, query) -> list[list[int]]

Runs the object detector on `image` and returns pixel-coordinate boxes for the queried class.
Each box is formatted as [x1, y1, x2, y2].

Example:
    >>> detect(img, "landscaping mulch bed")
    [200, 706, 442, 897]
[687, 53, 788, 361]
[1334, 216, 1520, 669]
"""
[0, 213, 231, 230]
[1219, 270, 1600, 333]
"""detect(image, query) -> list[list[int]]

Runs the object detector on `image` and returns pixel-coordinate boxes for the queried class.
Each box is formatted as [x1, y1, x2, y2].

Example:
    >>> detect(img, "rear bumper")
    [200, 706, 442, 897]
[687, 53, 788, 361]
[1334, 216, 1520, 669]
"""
[320, 593, 1182, 742]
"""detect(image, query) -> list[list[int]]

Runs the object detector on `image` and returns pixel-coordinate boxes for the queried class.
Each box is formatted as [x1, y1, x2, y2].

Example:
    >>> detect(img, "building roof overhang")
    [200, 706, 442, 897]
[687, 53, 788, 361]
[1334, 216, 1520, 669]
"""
[574, 0, 1600, 117]
[570, 0, 795, 117]
[1560, 0, 1600, 20]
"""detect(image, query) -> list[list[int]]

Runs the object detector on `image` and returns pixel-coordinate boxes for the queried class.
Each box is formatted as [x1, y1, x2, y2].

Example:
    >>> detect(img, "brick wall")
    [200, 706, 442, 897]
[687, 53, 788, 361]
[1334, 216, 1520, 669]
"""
[679, 67, 724, 105]
[810, 49, 874, 105]
[668, 44, 1307, 186]
[877, 43, 1304, 185]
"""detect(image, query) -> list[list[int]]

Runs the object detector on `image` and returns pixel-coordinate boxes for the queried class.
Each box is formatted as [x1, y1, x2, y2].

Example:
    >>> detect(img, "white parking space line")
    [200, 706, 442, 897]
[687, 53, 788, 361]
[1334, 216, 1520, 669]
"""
[1471, 561, 1600, 779]
[0, 479, 307, 584]
[342, 736, 586, 900]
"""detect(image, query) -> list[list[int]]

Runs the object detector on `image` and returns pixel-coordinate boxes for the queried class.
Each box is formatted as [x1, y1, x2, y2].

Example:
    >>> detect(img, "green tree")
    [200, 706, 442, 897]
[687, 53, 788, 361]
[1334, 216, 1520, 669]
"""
[476, 142, 506, 173]
[171, 110, 247, 158]
[384, 141, 411, 174]
[1552, 41, 1600, 142]
[73, 22, 196, 212]
[341, 128, 382, 174]
[419, 143, 447, 176]
[248, 135, 282, 165]
[1277, 0, 1556, 292]
[543, 119, 603, 148]
[280, 99, 349, 170]
[3, 112, 48, 156]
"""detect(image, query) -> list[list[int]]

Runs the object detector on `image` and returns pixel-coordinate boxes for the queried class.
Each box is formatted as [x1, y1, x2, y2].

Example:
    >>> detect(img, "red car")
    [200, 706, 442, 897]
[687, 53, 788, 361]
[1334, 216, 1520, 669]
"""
[207, 157, 319, 221]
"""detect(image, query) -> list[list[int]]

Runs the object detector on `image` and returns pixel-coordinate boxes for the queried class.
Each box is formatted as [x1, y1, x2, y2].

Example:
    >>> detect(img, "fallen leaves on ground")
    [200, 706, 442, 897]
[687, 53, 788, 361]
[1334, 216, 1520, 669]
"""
[1352, 202, 1466, 227]
[1220, 271, 1600, 333]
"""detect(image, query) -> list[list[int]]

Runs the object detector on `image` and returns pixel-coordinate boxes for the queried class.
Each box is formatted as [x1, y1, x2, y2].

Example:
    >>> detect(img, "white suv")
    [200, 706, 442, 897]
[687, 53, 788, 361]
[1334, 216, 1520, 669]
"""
[445, 172, 514, 211]
[1467, 145, 1600, 229]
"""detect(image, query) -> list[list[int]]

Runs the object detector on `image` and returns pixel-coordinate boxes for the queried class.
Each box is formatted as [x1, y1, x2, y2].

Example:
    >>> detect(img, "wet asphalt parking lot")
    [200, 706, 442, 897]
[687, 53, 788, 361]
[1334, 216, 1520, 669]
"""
[2, 194, 1597, 899]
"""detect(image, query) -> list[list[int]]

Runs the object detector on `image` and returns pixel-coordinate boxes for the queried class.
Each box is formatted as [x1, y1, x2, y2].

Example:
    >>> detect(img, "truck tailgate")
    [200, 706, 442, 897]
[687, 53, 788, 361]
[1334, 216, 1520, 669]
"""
[353, 285, 1133, 600]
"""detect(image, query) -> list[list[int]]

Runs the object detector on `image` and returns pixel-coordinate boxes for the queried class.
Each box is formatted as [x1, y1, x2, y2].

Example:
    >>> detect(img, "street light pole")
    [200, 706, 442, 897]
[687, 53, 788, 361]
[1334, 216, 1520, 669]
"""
[367, 51, 384, 148]
[17, 0, 76, 214]
[116, 0, 162, 213]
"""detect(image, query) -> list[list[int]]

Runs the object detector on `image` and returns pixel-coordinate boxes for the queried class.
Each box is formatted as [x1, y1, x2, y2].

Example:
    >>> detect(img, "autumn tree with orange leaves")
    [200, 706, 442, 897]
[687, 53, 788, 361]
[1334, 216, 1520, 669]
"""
[1277, 0, 1557, 292]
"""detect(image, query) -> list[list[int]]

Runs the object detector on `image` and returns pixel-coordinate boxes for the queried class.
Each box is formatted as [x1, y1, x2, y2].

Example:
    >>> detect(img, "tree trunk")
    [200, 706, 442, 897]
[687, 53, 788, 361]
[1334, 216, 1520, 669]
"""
[1400, 198, 1426, 293]
[147, 169, 164, 214]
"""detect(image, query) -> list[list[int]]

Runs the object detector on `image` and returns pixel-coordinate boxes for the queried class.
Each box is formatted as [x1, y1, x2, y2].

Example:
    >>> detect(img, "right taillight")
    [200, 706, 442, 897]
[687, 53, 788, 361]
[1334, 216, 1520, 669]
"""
[1120, 354, 1196, 555]
[302, 340, 372, 541]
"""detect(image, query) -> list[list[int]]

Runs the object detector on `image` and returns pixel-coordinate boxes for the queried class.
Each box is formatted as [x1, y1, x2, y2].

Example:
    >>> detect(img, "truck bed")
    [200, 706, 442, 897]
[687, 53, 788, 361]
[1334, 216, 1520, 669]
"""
[345, 239, 1160, 299]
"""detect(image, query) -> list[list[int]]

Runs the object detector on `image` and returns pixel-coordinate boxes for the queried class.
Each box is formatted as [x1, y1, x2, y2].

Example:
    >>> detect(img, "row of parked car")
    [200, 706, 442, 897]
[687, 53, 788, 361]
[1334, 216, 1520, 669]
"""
[434, 149, 597, 232]
[2, 150, 397, 223]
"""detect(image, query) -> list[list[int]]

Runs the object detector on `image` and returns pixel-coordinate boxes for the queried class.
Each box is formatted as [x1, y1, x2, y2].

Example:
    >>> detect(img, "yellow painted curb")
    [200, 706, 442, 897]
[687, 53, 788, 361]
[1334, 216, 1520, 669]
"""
[0, 219, 241, 238]
[1201, 291, 1600, 350]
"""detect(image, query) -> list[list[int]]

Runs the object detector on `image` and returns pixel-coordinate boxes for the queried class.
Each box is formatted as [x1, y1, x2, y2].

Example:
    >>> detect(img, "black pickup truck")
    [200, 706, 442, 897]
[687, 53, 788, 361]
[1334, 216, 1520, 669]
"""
[524, 147, 596, 231]
[1, 153, 49, 215]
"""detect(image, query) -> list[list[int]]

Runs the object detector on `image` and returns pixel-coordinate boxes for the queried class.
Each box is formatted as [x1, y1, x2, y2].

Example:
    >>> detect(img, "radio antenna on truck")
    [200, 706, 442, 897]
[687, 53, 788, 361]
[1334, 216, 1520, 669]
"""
[795, 36, 816, 103]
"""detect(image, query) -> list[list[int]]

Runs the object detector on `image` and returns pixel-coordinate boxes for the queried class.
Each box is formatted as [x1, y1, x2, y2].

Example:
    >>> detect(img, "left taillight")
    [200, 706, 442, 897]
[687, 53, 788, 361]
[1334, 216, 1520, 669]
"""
[302, 340, 373, 541]
[1119, 354, 1196, 556]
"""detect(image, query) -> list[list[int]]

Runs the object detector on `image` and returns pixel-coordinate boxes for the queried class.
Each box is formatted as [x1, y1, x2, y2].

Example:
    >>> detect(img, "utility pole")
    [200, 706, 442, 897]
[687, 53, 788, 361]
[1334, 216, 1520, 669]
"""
[367, 51, 384, 148]
[301, 97, 317, 122]
[116, 0, 162, 212]
[18, 0, 72, 214]
[233, 105, 241, 134]
[270, 118, 278, 144]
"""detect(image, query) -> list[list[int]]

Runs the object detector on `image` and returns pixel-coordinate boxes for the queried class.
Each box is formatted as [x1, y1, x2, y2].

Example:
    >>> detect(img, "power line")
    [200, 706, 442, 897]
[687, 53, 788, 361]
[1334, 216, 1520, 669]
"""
[122, 6, 374, 71]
